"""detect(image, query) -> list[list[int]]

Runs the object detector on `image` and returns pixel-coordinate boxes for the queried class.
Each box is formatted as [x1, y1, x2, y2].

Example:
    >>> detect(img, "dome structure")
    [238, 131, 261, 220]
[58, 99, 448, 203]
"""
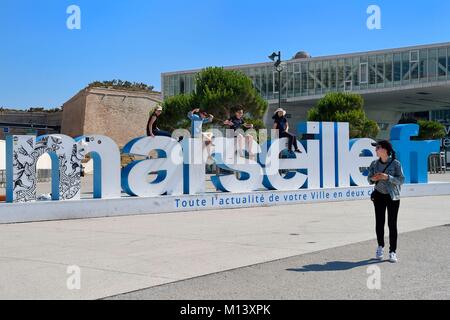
[292, 51, 311, 60]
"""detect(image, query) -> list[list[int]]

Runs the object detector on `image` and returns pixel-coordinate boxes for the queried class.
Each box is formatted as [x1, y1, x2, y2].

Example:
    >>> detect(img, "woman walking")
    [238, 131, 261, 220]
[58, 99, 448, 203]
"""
[368, 140, 405, 263]
[272, 108, 301, 153]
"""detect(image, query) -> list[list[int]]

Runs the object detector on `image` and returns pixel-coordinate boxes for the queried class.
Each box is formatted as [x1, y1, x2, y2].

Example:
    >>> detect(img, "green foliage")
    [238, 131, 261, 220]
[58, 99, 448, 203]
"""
[192, 67, 267, 121]
[307, 92, 379, 139]
[416, 120, 446, 140]
[88, 79, 155, 92]
[245, 118, 266, 131]
[159, 95, 193, 131]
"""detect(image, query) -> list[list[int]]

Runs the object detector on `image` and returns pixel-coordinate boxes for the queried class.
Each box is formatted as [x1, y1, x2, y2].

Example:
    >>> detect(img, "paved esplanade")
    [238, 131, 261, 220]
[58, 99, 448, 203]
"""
[0, 192, 449, 299]
[108, 225, 450, 300]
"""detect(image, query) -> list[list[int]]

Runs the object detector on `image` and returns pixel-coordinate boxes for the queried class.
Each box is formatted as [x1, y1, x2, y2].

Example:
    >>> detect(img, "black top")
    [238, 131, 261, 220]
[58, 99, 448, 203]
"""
[228, 116, 244, 130]
[146, 114, 159, 136]
[273, 116, 288, 133]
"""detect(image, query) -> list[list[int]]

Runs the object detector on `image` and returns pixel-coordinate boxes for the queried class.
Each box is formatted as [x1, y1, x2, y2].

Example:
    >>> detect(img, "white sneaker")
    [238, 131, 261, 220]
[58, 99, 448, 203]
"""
[389, 252, 398, 263]
[376, 246, 384, 260]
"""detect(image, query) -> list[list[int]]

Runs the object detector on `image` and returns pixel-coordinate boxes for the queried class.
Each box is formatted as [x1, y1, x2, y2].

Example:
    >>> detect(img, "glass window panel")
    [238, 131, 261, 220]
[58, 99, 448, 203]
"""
[288, 66, 295, 98]
[448, 47, 450, 77]
[393, 53, 401, 82]
[410, 61, 418, 80]
[352, 58, 359, 87]
[338, 59, 344, 90]
[273, 71, 279, 93]
[377, 55, 384, 85]
[301, 63, 308, 95]
[294, 72, 301, 96]
[253, 69, 260, 93]
[402, 52, 410, 81]
[330, 61, 337, 90]
[345, 58, 352, 81]
[410, 50, 419, 62]
[267, 69, 274, 97]
[261, 68, 268, 98]
[284, 66, 290, 97]
[185, 75, 190, 93]
[438, 48, 447, 77]
[420, 49, 428, 79]
[323, 61, 329, 91]
[308, 63, 315, 93]
[385, 54, 392, 83]
[429, 49, 437, 79]
[360, 62, 368, 83]
[179, 76, 185, 94]
[315, 62, 322, 93]
[369, 56, 376, 86]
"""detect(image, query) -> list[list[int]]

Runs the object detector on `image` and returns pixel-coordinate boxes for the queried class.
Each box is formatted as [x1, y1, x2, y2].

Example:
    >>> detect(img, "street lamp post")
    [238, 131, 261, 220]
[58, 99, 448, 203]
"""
[269, 51, 282, 110]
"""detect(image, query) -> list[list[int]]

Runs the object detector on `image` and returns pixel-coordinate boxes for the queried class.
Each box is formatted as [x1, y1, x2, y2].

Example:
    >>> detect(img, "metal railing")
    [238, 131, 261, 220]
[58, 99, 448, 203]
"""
[429, 152, 447, 174]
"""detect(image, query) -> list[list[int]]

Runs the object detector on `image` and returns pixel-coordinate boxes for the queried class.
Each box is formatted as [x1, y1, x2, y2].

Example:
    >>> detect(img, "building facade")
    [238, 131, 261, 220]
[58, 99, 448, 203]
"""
[162, 42, 450, 140]
[0, 88, 162, 148]
[61, 87, 162, 147]
[0, 109, 62, 140]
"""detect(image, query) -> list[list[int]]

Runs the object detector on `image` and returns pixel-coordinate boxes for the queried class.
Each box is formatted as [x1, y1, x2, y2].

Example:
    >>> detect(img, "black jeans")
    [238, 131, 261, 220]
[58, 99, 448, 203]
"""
[372, 190, 400, 253]
[152, 129, 171, 137]
[280, 131, 298, 151]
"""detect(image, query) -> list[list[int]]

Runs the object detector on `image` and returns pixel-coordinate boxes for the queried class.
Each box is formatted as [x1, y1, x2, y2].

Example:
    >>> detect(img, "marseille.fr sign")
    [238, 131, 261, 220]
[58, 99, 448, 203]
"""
[5, 122, 440, 204]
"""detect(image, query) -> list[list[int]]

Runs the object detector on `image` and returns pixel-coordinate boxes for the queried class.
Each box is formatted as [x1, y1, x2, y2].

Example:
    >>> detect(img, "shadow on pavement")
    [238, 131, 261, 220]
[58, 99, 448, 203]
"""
[286, 259, 387, 272]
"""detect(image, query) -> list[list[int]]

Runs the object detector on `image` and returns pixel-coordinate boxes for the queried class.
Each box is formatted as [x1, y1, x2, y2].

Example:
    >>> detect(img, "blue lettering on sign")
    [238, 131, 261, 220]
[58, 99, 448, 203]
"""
[390, 124, 440, 183]
[4, 122, 440, 203]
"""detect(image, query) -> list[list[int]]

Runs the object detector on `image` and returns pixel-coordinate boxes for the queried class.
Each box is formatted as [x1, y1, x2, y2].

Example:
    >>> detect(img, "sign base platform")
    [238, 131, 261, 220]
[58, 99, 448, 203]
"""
[1, 182, 450, 224]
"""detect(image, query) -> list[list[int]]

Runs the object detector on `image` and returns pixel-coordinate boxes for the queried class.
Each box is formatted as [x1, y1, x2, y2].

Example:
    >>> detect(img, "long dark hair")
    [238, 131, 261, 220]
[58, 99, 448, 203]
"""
[376, 140, 396, 160]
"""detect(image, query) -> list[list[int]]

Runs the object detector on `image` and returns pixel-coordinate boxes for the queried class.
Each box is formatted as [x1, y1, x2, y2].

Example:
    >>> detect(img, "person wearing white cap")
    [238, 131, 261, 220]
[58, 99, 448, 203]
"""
[146, 105, 171, 138]
[272, 108, 301, 153]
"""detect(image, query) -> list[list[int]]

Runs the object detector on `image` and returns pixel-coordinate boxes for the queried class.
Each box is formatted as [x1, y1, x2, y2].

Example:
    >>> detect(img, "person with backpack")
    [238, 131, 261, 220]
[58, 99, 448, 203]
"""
[368, 140, 405, 263]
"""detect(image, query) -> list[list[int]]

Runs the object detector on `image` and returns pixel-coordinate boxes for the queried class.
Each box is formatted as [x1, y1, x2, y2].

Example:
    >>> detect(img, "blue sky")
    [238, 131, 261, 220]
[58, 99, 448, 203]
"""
[0, 0, 449, 109]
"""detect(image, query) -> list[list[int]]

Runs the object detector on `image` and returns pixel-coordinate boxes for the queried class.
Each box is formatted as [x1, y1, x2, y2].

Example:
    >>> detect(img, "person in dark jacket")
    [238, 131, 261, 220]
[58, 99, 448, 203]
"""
[368, 140, 405, 263]
[272, 108, 301, 153]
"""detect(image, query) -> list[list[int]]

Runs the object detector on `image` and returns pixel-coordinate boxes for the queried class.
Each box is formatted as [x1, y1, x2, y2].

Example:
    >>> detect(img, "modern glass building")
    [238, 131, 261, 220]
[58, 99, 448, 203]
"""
[162, 42, 450, 139]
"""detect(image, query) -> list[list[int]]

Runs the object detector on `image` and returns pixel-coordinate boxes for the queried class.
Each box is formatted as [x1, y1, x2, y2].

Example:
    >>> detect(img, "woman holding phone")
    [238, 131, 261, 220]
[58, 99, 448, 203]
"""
[368, 140, 405, 263]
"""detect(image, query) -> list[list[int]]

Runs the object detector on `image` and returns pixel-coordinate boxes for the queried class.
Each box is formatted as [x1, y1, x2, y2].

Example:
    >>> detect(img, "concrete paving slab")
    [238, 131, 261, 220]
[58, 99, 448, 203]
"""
[0, 195, 449, 299]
